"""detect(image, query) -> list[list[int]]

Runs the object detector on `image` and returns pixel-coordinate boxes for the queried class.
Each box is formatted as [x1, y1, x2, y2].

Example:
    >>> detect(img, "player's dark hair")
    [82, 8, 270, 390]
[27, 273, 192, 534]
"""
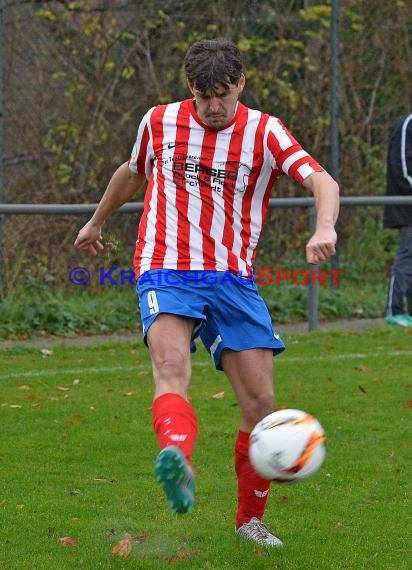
[184, 39, 243, 92]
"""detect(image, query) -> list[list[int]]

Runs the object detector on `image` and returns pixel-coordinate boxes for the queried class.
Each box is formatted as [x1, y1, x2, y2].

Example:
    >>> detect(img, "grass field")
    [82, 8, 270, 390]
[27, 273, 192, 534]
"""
[0, 325, 411, 570]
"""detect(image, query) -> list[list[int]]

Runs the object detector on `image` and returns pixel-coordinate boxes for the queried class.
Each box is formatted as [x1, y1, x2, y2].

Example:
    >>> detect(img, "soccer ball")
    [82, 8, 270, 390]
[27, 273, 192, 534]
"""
[249, 408, 326, 482]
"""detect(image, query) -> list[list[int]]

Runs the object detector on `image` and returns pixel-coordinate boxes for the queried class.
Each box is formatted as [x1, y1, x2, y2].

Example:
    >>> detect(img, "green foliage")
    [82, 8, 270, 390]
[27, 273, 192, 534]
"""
[338, 214, 397, 282]
[0, 266, 137, 338]
[3, 266, 80, 336]
[300, 5, 331, 27]
[0, 257, 390, 340]
[3, 0, 412, 328]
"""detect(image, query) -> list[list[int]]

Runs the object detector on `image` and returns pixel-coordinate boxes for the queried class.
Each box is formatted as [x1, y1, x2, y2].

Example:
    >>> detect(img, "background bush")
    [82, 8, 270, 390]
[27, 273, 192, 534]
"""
[1, 0, 411, 335]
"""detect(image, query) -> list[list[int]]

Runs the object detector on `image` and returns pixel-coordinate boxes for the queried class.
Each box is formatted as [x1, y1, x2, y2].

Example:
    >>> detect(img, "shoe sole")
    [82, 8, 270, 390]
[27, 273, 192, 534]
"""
[154, 447, 194, 514]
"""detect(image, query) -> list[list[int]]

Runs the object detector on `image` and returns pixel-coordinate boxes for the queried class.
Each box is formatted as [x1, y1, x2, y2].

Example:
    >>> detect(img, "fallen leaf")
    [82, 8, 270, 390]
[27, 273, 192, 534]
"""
[9, 405, 22, 409]
[355, 364, 369, 373]
[137, 370, 150, 376]
[18, 385, 30, 391]
[134, 531, 147, 543]
[253, 549, 270, 557]
[16, 504, 25, 509]
[169, 550, 199, 562]
[58, 386, 70, 392]
[73, 379, 80, 385]
[59, 536, 77, 547]
[41, 349, 53, 357]
[212, 392, 225, 399]
[359, 290, 370, 297]
[124, 392, 134, 397]
[407, 400, 412, 409]
[112, 532, 133, 558]
[358, 385, 367, 394]
[107, 528, 116, 537]
[93, 477, 116, 483]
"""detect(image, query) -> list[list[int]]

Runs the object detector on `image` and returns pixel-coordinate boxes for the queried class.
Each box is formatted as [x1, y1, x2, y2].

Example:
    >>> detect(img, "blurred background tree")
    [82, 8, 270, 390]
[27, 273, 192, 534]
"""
[2, 0, 411, 292]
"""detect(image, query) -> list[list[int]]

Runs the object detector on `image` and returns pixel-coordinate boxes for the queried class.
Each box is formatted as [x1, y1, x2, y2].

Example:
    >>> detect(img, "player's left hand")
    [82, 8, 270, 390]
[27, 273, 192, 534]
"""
[306, 227, 337, 264]
[74, 220, 104, 257]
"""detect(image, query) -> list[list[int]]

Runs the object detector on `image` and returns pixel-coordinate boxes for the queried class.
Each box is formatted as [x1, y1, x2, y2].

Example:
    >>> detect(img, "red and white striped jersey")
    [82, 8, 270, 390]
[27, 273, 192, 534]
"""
[129, 98, 323, 279]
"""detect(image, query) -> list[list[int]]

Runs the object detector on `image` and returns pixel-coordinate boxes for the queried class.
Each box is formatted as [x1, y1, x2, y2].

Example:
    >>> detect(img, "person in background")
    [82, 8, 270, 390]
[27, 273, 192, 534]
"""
[74, 38, 339, 547]
[384, 112, 412, 327]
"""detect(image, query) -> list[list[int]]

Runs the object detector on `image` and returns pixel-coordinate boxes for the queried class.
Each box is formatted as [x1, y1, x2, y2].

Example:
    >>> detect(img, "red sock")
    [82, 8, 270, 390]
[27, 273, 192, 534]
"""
[152, 393, 198, 466]
[235, 430, 271, 528]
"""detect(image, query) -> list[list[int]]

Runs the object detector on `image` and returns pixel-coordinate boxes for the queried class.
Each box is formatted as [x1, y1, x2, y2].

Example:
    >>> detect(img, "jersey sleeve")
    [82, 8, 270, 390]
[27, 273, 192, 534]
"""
[391, 113, 412, 192]
[128, 108, 155, 179]
[265, 117, 324, 184]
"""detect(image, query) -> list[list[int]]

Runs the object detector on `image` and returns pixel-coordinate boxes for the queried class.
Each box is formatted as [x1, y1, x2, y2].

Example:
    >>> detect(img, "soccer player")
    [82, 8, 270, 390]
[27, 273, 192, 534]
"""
[75, 39, 339, 547]
[383, 112, 412, 327]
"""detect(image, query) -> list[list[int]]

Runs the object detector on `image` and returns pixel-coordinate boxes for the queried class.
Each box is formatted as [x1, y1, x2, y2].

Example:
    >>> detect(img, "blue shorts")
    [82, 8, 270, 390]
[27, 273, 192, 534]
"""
[136, 269, 285, 371]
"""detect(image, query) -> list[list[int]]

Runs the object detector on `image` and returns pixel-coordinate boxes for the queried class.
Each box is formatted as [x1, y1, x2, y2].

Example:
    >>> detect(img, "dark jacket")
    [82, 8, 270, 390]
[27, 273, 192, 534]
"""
[383, 113, 412, 228]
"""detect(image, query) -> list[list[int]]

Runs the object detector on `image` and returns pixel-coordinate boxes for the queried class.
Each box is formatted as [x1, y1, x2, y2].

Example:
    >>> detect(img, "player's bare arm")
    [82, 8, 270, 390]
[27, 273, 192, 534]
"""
[74, 162, 146, 256]
[302, 171, 340, 264]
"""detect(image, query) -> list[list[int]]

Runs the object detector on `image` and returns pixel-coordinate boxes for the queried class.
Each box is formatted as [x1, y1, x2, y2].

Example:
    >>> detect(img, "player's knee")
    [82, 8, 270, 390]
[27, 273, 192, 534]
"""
[246, 392, 274, 425]
[151, 351, 191, 386]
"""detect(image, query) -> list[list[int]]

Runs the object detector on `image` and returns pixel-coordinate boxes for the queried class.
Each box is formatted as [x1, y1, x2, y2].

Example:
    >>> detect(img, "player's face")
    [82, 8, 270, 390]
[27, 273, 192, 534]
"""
[188, 75, 245, 130]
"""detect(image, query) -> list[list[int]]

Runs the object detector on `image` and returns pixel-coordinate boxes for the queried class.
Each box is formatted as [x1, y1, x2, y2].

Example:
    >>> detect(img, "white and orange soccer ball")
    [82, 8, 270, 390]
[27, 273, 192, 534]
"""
[249, 408, 326, 482]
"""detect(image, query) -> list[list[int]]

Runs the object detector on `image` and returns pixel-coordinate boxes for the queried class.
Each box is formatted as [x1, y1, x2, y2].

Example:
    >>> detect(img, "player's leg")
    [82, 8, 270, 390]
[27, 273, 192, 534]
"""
[221, 347, 274, 432]
[148, 314, 198, 463]
[199, 276, 284, 543]
[136, 270, 208, 513]
[147, 314, 198, 514]
[148, 313, 195, 399]
[385, 226, 412, 326]
[221, 348, 282, 547]
[400, 227, 412, 323]
[407, 280, 412, 319]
